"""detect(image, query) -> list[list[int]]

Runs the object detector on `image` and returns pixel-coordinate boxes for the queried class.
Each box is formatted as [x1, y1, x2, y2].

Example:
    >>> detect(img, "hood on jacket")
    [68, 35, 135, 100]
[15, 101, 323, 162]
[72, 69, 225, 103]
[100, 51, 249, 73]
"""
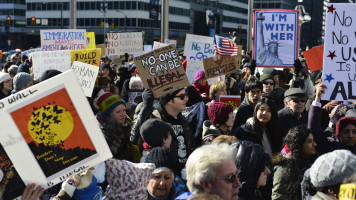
[202, 120, 223, 140]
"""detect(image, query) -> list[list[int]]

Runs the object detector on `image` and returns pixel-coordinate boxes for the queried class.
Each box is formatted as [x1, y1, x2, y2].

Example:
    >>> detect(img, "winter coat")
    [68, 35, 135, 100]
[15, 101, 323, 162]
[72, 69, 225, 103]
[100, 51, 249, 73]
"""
[226, 76, 244, 96]
[232, 96, 255, 130]
[270, 154, 289, 200]
[278, 106, 308, 137]
[192, 83, 210, 102]
[147, 187, 177, 200]
[201, 120, 226, 145]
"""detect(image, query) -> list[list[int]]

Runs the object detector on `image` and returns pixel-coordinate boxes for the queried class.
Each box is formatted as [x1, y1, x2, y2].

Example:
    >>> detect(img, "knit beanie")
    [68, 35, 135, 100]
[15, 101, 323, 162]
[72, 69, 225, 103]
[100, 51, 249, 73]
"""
[262, 68, 278, 76]
[97, 92, 125, 116]
[145, 147, 176, 172]
[260, 74, 274, 83]
[140, 119, 174, 147]
[101, 64, 111, 71]
[0, 72, 11, 84]
[160, 88, 184, 106]
[310, 150, 356, 188]
[346, 109, 356, 118]
[8, 65, 18, 75]
[13, 72, 33, 91]
[40, 69, 62, 82]
[336, 116, 356, 136]
[194, 70, 206, 82]
[185, 85, 202, 107]
[208, 102, 233, 127]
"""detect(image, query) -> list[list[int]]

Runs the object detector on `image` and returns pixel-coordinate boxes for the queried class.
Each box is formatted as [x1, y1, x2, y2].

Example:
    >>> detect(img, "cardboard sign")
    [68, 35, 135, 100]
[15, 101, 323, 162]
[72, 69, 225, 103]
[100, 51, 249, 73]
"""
[71, 61, 100, 97]
[253, 9, 298, 68]
[40, 29, 86, 51]
[303, 45, 324, 72]
[184, 34, 214, 56]
[107, 32, 143, 55]
[86, 32, 96, 49]
[70, 48, 101, 67]
[186, 60, 223, 85]
[96, 44, 106, 56]
[219, 95, 241, 110]
[153, 41, 168, 50]
[203, 56, 238, 79]
[321, 3, 356, 101]
[0, 70, 112, 191]
[32, 50, 71, 79]
[134, 44, 189, 98]
[339, 183, 356, 200]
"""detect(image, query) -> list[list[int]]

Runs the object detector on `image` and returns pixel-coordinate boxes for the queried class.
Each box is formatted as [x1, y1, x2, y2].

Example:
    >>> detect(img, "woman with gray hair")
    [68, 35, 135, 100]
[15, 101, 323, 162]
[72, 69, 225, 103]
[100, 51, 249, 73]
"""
[177, 143, 241, 200]
[125, 76, 144, 118]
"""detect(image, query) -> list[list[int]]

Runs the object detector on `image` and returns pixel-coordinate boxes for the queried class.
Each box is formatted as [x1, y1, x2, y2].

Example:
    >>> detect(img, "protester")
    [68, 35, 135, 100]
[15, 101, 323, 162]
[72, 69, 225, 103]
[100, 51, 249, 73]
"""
[192, 70, 210, 102]
[225, 73, 240, 96]
[231, 140, 271, 200]
[18, 54, 32, 74]
[202, 102, 234, 144]
[21, 184, 44, 200]
[232, 78, 262, 129]
[8, 65, 18, 77]
[207, 81, 227, 105]
[260, 74, 275, 95]
[97, 77, 113, 93]
[324, 104, 351, 138]
[39, 69, 61, 82]
[233, 97, 282, 154]
[88, 86, 105, 115]
[271, 125, 317, 200]
[12, 72, 34, 93]
[0, 72, 12, 99]
[124, 76, 144, 118]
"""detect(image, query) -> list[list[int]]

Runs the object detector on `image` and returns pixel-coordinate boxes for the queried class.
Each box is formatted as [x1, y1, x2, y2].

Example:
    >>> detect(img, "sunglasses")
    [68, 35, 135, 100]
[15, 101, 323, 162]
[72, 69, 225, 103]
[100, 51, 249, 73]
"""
[216, 173, 238, 184]
[174, 93, 188, 100]
[292, 99, 306, 103]
[263, 81, 275, 86]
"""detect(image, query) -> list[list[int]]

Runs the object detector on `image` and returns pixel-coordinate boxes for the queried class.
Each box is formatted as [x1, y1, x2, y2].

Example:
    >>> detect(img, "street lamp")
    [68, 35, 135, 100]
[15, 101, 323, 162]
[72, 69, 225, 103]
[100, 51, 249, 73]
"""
[295, 0, 311, 51]
[116, 10, 128, 32]
[100, 1, 108, 44]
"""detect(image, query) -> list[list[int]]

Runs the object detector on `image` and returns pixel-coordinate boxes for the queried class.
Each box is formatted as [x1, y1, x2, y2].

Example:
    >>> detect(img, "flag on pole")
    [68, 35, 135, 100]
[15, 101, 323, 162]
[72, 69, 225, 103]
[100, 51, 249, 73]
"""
[214, 35, 238, 57]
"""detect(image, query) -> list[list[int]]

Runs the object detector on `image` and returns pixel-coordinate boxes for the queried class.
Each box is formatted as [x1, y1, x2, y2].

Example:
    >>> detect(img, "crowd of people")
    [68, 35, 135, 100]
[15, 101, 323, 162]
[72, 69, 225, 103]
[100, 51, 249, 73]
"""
[1, 47, 356, 200]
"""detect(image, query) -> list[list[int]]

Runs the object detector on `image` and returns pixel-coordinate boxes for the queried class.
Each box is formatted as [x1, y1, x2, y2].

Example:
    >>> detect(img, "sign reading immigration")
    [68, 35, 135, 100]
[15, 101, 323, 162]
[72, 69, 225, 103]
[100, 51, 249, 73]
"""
[203, 56, 238, 79]
[70, 48, 101, 67]
[107, 32, 143, 55]
[253, 9, 298, 68]
[32, 50, 71, 79]
[321, 3, 356, 101]
[71, 61, 100, 97]
[134, 44, 189, 98]
[40, 29, 86, 51]
[0, 70, 112, 190]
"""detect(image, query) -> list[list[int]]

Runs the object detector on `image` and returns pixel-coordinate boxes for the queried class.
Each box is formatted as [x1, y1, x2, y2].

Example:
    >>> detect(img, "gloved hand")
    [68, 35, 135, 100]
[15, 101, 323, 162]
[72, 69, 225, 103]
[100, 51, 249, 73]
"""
[142, 89, 154, 106]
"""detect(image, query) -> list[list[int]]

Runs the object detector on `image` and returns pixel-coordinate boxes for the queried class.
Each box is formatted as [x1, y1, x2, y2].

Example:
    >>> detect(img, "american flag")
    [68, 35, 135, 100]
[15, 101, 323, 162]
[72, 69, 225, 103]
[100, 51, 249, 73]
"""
[214, 35, 238, 57]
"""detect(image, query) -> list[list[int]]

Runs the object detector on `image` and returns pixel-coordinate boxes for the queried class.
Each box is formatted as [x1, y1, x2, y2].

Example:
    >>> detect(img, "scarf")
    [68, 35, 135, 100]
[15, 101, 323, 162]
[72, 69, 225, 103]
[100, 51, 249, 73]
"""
[182, 102, 205, 137]
[75, 176, 102, 200]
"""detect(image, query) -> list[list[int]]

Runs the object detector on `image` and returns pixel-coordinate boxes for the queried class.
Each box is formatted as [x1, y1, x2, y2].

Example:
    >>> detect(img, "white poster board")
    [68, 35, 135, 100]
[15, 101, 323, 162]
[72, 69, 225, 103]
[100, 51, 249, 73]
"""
[0, 70, 112, 193]
[184, 34, 214, 56]
[321, 3, 356, 101]
[71, 61, 99, 97]
[40, 29, 86, 51]
[32, 50, 71, 79]
[107, 32, 143, 55]
[153, 41, 168, 50]
[164, 39, 177, 46]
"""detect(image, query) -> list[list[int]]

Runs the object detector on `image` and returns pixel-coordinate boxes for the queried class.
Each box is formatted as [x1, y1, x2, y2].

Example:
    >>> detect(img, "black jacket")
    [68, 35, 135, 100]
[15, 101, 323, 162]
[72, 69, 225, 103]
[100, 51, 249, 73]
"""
[277, 107, 308, 137]
[232, 96, 255, 130]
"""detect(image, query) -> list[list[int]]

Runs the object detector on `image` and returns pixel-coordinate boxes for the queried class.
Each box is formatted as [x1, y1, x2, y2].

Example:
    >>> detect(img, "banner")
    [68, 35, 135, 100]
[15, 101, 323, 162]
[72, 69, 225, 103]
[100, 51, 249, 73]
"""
[321, 3, 356, 101]
[107, 32, 143, 55]
[32, 50, 71, 79]
[203, 56, 238, 79]
[134, 44, 189, 98]
[0, 70, 112, 191]
[303, 45, 324, 72]
[70, 48, 101, 67]
[219, 95, 241, 110]
[253, 9, 298, 68]
[71, 61, 100, 97]
[86, 32, 96, 49]
[40, 29, 86, 51]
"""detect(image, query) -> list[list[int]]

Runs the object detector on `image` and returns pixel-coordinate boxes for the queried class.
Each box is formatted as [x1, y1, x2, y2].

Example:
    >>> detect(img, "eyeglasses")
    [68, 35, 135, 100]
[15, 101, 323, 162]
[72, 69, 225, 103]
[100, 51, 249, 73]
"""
[174, 93, 188, 100]
[263, 81, 275, 86]
[292, 99, 306, 103]
[216, 173, 239, 184]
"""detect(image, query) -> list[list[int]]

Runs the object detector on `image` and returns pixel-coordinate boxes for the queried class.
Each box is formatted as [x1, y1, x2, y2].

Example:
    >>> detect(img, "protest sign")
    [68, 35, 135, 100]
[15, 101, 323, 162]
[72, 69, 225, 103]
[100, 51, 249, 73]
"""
[184, 34, 214, 56]
[321, 3, 356, 101]
[165, 39, 177, 46]
[134, 44, 189, 98]
[0, 70, 112, 190]
[107, 32, 143, 55]
[32, 50, 71, 79]
[186, 60, 223, 85]
[96, 44, 106, 56]
[71, 61, 100, 97]
[133, 45, 153, 58]
[220, 95, 241, 110]
[70, 48, 101, 67]
[253, 9, 298, 68]
[153, 41, 168, 50]
[86, 32, 96, 49]
[203, 56, 238, 79]
[303, 45, 324, 72]
[40, 29, 86, 51]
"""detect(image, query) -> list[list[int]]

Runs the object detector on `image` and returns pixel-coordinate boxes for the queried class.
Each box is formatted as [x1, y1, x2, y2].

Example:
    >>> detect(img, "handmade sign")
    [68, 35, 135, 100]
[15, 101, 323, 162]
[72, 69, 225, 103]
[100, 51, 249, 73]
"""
[70, 48, 101, 67]
[184, 34, 214, 56]
[96, 44, 106, 56]
[86, 32, 96, 49]
[134, 44, 189, 98]
[107, 32, 143, 55]
[153, 41, 168, 50]
[71, 61, 100, 97]
[203, 56, 238, 79]
[0, 70, 112, 190]
[40, 29, 86, 51]
[253, 9, 298, 68]
[164, 39, 177, 46]
[321, 3, 356, 101]
[303, 45, 324, 72]
[339, 183, 356, 200]
[220, 95, 241, 110]
[32, 50, 71, 79]
[133, 45, 153, 58]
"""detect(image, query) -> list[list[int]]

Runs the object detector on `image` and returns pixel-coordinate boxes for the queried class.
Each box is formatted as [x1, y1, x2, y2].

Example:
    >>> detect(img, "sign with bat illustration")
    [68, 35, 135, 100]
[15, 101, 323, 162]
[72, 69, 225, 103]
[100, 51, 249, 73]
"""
[0, 70, 112, 191]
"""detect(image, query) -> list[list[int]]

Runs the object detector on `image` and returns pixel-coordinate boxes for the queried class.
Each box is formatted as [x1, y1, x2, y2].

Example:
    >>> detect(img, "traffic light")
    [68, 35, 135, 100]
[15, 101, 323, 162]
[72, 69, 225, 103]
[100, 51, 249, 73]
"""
[111, 23, 114, 30]
[101, 21, 104, 28]
[6, 16, 10, 25]
[31, 17, 36, 26]
[238, 26, 242, 33]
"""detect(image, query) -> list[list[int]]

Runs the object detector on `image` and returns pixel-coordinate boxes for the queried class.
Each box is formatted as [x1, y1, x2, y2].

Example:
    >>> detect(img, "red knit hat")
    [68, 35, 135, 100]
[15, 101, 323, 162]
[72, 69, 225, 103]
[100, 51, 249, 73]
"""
[208, 102, 233, 127]
[336, 116, 356, 136]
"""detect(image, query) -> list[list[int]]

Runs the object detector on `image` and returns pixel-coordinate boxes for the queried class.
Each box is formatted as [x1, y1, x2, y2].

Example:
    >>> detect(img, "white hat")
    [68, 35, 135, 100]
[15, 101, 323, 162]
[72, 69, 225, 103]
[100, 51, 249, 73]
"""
[0, 72, 11, 84]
